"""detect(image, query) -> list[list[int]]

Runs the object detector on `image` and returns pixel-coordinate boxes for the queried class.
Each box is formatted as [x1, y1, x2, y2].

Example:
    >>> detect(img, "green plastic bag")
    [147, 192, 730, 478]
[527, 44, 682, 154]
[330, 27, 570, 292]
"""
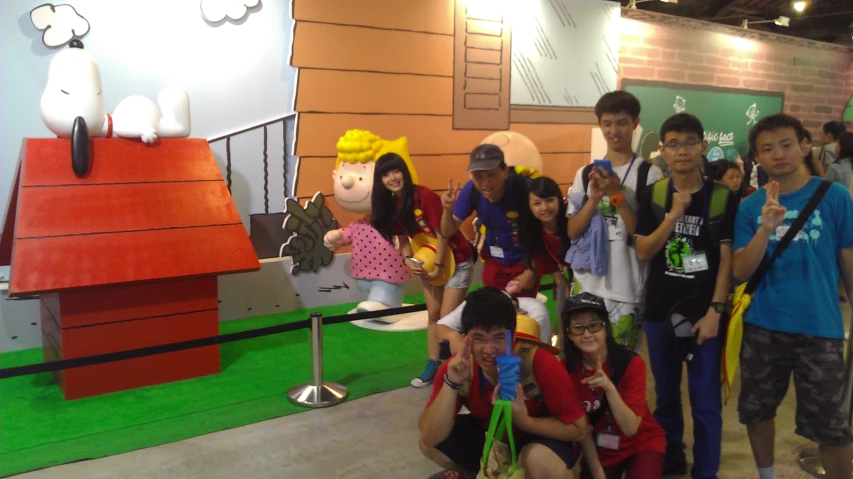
[479, 399, 525, 479]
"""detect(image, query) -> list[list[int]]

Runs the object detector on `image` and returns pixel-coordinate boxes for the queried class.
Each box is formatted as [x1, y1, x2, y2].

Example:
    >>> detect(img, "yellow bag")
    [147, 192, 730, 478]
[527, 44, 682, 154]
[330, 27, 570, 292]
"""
[722, 283, 752, 402]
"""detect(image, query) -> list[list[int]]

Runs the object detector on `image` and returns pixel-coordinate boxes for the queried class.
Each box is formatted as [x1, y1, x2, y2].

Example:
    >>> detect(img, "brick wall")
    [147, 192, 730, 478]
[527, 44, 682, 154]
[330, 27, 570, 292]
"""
[618, 10, 853, 136]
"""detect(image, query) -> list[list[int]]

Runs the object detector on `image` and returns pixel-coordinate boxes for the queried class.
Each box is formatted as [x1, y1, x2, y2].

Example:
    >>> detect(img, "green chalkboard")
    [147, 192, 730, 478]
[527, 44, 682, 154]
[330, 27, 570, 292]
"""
[623, 80, 785, 161]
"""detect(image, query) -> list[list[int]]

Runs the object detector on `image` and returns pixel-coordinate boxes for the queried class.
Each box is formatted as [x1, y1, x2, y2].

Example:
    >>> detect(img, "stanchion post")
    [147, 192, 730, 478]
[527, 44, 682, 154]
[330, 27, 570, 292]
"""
[287, 313, 348, 408]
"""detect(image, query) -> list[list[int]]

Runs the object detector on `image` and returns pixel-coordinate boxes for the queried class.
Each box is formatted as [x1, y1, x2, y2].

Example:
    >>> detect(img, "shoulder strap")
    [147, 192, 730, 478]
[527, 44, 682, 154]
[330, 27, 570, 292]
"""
[609, 350, 637, 386]
[704, 181, 731, 245]
[468, 181, 481, 214]
[709, 182, 729, 219]
[650, 177, 670, 224]
[745, 180, 832, 294]
[514, 342, 541, 400]
[636, 160, 652, 197]
[581, 164, 593, 203]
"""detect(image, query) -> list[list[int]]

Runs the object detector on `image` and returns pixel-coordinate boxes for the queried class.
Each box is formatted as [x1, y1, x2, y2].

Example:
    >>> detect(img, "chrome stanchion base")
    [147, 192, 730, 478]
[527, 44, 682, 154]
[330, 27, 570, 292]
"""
[287, 382, 348, 408]
[798, 448, 826, 478]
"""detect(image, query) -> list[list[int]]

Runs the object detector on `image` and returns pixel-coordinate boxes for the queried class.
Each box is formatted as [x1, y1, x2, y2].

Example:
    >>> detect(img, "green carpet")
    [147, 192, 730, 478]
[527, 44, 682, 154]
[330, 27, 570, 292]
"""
[0, 295, 430, 477]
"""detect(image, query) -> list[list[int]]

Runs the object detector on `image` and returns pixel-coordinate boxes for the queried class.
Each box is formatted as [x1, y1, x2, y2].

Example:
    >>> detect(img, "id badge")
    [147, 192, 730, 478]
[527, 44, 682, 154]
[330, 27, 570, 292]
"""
[596, 432, 620, 450]
[489, 245, 504, 259]
[682, 252, 709, 273]
[605, 215, 622, 241]
[775, 225, 790, 238]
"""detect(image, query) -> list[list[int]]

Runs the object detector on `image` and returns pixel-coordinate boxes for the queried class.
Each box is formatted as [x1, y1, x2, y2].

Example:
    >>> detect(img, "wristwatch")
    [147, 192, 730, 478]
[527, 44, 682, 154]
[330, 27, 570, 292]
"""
[610, 193, 626, 207]
[710, 302, 726, 313]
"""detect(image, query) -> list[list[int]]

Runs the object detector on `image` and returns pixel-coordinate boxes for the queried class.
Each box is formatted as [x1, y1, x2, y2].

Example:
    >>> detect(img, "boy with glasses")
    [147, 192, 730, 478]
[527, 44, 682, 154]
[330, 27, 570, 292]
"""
[634, 113, 738, 478]
[419, 287, 587, 479]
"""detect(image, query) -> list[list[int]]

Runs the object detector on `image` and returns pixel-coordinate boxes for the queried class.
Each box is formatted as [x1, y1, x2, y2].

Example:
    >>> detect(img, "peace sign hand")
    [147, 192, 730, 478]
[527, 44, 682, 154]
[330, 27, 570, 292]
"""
[760, 181, 787, 233]
[580, 356, 615, 394]
[446, 335, 472, 385]
[442, 180, 462, 211]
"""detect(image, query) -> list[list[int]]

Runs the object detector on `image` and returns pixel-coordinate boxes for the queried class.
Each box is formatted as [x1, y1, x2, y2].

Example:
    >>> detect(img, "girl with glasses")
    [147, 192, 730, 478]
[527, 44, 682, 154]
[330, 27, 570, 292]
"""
[561, 293, 666, 479]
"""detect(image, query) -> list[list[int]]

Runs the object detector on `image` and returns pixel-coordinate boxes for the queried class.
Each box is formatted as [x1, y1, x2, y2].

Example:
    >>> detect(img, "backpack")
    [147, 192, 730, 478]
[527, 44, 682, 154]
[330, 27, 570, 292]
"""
[649, 178, 730, 246]
[580, 158, 652, 246]
[585, 349, 638, 427]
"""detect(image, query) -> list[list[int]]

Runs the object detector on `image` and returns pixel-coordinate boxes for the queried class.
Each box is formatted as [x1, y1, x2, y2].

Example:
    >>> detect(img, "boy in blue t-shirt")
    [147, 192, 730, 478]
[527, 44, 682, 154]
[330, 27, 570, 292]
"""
[733, 114, 853, 479]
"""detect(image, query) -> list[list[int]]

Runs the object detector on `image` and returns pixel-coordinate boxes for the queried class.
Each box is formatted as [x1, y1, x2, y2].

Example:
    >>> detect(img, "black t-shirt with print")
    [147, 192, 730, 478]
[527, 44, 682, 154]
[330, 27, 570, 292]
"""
[635, 179, 738, 322]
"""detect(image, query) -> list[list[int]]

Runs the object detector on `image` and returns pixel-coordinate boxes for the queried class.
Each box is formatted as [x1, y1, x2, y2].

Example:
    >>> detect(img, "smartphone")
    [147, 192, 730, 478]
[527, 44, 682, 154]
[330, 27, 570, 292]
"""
[405, 257, 423, 269]
[593, 159, 615, 177]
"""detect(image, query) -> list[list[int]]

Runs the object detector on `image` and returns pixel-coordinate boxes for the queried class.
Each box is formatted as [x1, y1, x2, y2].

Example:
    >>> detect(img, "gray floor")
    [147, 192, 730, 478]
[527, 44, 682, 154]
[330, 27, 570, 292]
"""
[14, 304, 851, 479]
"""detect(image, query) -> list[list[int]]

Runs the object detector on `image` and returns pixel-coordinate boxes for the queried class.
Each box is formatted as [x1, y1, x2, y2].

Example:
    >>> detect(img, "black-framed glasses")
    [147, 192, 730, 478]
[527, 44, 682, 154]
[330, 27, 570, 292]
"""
[663, 140, 702, 151]
[567, 322, 606, 336]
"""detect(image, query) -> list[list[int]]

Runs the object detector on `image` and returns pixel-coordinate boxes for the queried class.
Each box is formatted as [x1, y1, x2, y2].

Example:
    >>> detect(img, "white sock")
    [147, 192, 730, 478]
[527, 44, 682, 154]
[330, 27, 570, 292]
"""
[758, 466, 775, 479]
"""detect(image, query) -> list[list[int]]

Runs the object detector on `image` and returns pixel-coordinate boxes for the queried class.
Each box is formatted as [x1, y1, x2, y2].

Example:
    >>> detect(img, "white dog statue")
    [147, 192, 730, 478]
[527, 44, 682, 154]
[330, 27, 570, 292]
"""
[40, 39, 190, 145]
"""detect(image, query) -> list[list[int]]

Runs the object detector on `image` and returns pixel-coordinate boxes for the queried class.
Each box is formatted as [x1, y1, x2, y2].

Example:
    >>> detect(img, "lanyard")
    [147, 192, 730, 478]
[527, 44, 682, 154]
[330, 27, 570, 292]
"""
[668, 178, 709, 228]
[616, 155, 638, 191]
[580, 366, 604, 400]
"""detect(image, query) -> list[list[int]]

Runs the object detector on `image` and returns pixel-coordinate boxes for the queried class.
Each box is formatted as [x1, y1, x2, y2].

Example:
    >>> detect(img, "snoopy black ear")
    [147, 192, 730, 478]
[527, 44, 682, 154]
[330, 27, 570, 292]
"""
[71, 116, 90, 177]
[69, 39, 84, 49]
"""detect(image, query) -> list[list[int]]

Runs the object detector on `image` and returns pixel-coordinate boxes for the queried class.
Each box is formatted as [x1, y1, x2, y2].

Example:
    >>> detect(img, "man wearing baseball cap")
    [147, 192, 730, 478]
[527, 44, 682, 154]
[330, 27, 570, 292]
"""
[440, 144, 538, 297]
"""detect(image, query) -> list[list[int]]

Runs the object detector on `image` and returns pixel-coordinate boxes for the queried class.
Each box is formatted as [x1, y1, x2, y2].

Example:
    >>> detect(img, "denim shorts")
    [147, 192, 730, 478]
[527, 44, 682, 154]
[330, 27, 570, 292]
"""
[443, 258, 474, 290]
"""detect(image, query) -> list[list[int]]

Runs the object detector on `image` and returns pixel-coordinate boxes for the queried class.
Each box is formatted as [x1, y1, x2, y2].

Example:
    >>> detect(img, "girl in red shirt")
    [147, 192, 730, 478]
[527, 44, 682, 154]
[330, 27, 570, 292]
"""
[561, 293, 666, 479]
[521, 176, 572, 343]
[372, 153, 475, 388]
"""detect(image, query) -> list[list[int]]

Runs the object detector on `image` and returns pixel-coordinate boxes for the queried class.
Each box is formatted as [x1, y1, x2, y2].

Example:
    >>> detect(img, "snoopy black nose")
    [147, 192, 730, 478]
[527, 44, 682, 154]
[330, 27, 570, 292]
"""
[71, 116, 90, 177]
[69, 39, 84, 49]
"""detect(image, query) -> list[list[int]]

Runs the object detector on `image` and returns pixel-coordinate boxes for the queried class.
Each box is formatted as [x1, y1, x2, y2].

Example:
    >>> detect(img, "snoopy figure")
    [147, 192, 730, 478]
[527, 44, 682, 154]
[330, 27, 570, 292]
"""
[40, 40, 191, 175]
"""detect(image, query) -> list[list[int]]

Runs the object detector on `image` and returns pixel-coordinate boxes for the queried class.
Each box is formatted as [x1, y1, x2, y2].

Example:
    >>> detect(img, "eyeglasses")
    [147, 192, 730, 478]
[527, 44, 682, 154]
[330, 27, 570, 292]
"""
[663, 140, 702, 151]
[567, 322, 606, 336]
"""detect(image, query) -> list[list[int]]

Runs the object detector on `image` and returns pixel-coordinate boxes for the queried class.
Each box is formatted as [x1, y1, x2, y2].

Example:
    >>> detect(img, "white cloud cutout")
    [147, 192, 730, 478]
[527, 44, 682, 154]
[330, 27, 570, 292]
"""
[30, 4, 90, 48]
[200, 0, 260, 23]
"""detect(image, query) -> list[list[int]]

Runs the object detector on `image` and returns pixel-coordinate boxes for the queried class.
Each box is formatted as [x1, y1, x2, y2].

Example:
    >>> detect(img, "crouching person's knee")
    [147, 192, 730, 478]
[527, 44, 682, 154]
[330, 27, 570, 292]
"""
[520, 443, 574, 479]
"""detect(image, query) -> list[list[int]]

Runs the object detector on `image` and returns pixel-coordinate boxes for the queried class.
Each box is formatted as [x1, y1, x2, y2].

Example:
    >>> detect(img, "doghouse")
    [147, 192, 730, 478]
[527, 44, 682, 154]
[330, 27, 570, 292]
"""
[0, 138, 261, 399]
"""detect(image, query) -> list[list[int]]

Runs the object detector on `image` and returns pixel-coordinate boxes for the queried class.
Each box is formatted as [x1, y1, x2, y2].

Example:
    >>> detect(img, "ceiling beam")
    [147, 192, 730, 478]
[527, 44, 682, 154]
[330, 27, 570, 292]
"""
[712, 0, 745, 18]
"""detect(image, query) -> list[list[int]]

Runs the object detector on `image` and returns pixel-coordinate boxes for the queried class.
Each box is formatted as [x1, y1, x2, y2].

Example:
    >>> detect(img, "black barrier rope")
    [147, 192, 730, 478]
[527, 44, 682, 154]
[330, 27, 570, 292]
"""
[0, 282, 556, 380]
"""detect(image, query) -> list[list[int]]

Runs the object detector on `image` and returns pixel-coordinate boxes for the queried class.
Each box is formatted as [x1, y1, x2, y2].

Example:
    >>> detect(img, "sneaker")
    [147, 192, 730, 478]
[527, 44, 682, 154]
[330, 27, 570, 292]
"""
[412, 359, 441, 388]
[662, 455, 688, 476]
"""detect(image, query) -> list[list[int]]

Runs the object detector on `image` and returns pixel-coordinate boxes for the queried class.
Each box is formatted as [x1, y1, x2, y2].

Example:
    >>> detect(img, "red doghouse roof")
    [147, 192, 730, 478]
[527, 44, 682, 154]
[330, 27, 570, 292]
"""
[0, 138, 260, 295]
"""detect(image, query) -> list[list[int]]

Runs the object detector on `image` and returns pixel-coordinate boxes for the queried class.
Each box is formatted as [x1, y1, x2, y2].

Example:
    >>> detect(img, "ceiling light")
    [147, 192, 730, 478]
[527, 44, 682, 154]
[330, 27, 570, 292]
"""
[741, 16, 790, 29]
[792, 1, 806, 12]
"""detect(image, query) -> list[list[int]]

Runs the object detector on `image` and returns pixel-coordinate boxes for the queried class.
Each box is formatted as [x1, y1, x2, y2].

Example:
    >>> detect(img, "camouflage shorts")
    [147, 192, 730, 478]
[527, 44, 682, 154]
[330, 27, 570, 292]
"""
[738, 323, 853, 446]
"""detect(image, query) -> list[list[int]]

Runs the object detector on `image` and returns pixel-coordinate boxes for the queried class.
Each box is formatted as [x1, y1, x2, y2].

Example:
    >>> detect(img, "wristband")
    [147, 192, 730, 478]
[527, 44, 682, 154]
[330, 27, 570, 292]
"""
[443, 374, 462, 390]
[434, 263, 445, 268]
[610, 193, 625, 207]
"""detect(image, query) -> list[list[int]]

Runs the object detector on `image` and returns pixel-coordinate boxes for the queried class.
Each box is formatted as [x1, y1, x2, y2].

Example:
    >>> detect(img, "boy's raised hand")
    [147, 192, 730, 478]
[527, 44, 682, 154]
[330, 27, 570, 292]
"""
[442, 180, 461, 211]
[669, 191, 693, 219]
[446, 335, 472, 385]
[760, 181, 787, 233]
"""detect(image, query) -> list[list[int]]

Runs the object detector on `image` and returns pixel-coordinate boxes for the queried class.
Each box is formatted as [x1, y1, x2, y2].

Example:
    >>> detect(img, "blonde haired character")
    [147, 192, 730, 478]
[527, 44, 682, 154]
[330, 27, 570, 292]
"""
[322, 130, 417, 316]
